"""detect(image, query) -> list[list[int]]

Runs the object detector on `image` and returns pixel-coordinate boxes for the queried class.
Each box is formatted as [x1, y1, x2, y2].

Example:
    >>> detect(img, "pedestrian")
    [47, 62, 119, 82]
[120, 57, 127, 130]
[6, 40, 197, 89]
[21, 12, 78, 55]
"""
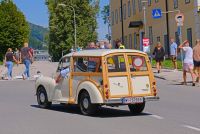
[4, 48, 18, 80]
[170, 38, 178, 71]
[179, 40, 196, 86]
[115, 40, 125, 49]
[14, 48, 21, 65]
[20, 42, 33, 80]
[106, 43, 112, 49]
[87, 42, 96, 49]
[153, 42, 165, 73]
[193, 39, 200, 83]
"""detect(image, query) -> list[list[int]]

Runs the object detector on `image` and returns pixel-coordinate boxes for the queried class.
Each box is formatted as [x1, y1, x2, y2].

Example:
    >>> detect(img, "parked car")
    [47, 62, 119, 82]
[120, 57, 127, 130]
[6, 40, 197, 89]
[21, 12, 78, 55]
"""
[35, 49, 159, 115]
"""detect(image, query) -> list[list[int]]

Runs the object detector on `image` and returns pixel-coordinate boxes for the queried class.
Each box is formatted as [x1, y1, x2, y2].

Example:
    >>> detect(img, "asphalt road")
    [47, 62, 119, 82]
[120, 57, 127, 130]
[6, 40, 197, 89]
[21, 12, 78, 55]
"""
[0, 79, 200, 134]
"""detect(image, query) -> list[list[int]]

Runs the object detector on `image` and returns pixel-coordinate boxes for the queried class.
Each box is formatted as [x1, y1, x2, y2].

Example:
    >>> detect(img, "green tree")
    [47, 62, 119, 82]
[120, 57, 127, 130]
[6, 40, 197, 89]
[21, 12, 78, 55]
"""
[0, 0, 30, 60]
[101, 4, 111, 41]
[46, 0, 99, 61]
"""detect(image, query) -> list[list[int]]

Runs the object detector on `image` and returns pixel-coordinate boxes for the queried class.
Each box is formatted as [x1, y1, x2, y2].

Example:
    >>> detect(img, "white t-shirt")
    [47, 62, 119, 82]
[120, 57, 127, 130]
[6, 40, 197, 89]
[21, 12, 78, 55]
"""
[183, 47, 193, 64]
[60, 68, 70, 78]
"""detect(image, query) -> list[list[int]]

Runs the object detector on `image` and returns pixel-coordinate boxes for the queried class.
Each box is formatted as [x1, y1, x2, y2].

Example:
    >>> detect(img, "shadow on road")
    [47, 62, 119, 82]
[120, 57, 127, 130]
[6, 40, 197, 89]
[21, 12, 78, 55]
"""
[31, 104, 152, 118]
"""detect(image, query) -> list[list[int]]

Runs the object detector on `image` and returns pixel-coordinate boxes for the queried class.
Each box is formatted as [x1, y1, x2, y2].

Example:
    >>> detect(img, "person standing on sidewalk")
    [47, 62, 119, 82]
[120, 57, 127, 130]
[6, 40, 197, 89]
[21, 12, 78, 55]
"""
[4, 48, 18, 80]
[179, 40, 196, 86]
[20, 42, 33, 80]
[170, 38, 178, 71]
[193, 39, 200, 83]
[153, 42, 165, 73]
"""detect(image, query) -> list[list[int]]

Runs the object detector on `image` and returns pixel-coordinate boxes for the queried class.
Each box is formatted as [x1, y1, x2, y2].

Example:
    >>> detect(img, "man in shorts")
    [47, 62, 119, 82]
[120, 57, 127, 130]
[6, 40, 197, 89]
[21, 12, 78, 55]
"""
[179, 40, 196, 86]
[170, 38, 178, 71]
[193, 39, 200, 83]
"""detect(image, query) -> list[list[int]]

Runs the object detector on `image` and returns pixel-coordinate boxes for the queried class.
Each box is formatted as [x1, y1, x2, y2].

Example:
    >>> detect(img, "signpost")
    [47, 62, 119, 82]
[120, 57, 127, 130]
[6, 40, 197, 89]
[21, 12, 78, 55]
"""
[152, 9, 162, 19]
[143, 38, 150, 53]
[175, 12, 184, 66]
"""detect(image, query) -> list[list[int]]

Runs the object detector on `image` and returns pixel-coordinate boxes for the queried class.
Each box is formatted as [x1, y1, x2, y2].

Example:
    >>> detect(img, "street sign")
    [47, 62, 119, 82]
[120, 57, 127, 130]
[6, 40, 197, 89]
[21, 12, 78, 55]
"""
[152, 9, 162, 19]
[175, 13, 184, 26]
[143, 38, 150, 53]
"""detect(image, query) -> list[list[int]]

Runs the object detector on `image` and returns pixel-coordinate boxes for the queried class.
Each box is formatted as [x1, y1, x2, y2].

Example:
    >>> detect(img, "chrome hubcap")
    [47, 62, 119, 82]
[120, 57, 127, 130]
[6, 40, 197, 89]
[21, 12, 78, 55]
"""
[83, 98, 89, 109]
[40, 93, 45, 103]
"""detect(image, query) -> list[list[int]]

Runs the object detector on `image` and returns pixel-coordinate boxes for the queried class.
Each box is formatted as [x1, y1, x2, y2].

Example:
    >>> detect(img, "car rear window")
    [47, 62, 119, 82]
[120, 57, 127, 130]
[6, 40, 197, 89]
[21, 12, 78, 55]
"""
[107, 55, 126, 72]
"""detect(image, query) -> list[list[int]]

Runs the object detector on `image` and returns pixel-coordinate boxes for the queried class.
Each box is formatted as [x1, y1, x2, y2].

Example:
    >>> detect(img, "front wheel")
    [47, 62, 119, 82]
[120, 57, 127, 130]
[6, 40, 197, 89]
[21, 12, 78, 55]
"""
[79, 91, 98, 116]
[128, 102, 145, 114]
[37, 86, 52, 108]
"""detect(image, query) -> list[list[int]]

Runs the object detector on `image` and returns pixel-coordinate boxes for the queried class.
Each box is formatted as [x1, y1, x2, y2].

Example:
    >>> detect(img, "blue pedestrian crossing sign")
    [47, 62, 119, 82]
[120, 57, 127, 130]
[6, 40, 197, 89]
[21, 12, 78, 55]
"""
[152, 9, 162, 19]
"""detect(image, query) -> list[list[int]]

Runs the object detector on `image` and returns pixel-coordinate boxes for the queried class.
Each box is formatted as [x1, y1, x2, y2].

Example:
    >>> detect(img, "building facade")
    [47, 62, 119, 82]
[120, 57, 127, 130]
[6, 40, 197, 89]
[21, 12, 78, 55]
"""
[110, 0, 200, 54]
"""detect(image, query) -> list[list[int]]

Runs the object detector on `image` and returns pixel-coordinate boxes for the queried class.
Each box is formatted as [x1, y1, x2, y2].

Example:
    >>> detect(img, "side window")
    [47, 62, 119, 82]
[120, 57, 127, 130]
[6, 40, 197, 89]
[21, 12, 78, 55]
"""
[74, 57, 101, 72]
[107, 55, 126, 72]
[128, 55, 148, 72]
[57, 57, 70, 72]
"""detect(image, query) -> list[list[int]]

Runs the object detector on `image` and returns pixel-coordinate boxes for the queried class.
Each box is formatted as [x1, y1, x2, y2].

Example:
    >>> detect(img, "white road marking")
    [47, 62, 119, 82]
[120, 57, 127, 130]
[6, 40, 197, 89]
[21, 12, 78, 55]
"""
[149, 114, 164, 120]
[182, 125, 200, 132]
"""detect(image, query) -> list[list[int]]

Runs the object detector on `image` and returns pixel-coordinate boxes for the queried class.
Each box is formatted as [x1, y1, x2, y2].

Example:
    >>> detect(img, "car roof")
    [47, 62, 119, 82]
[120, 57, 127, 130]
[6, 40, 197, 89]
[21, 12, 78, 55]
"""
[64, 49, 146, 57]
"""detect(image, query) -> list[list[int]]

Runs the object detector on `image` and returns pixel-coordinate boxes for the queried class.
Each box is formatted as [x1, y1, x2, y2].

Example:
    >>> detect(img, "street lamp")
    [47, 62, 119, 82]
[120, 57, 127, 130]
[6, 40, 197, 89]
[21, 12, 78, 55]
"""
[142, 1, 148, 38]
[58, 3, 77, 49]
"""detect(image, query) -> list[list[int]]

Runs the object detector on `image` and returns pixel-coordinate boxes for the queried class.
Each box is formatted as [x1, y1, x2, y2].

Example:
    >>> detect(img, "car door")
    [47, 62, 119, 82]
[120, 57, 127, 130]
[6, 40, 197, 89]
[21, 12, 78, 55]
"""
[60, 57, 70, 99]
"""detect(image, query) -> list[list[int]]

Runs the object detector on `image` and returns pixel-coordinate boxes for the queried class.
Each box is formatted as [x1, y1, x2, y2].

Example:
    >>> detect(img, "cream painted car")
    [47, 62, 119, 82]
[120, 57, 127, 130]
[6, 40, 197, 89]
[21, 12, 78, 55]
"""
[35, 49, 159, 115]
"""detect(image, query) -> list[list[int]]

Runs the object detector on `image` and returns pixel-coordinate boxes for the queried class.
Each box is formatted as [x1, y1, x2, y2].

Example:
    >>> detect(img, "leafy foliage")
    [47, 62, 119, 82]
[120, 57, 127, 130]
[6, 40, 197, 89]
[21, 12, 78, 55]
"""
[46, 0, 99, 61]
[29, 23, 49, 50]
[0, 0, 29, 60]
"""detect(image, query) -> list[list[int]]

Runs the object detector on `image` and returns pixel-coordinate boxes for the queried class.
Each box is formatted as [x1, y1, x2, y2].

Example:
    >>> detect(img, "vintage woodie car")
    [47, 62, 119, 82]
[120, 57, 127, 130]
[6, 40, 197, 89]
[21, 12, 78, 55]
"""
[35, 49, 159, 115]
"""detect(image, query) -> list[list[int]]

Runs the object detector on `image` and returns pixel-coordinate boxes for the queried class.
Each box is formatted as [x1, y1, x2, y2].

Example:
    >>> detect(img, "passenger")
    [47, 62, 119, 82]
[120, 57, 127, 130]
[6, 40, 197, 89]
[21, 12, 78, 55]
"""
[99, 42, 105, 49]
[55, 67, 70, 83]
[87, 42, 96, 49]
[115, 40, 125, 49]
[106, 43, 112, 49]
[179, 40, 196, 86]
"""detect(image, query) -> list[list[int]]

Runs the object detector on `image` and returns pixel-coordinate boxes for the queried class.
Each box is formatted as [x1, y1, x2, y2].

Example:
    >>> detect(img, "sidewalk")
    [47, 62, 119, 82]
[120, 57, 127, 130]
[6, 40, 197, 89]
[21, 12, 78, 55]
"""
[0, 61, 58, 80]
[152, 68, 197, 84]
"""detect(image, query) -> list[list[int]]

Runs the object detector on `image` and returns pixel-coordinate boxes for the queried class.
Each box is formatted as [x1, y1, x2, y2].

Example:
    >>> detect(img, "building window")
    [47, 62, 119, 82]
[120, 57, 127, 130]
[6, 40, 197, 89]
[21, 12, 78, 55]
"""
[185, 0, 190, 4]
[148, 0, 151, 6]
[138, 0, 142, 12]
[132, 0, 136, 15]
[115, 9, 118, 24]
[155, 0, 159, 3]
[157, 36, 160, 42]
[134, 33, 137, 49]
[149, 26, 153, 44]
[119, 7, 122, 22]
[128, 1, 131, 17]
[111, 11, 114, 25]
[187, 28, 193, 47]
[123, 4, 127, 20]
[129, 34, 132, 48]
[174, 0, 178, 9]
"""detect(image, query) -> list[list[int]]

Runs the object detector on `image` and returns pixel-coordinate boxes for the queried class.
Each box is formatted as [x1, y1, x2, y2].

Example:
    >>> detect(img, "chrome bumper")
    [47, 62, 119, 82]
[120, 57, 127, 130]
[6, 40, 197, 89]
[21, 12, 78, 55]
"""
[105, 96, 159, 104]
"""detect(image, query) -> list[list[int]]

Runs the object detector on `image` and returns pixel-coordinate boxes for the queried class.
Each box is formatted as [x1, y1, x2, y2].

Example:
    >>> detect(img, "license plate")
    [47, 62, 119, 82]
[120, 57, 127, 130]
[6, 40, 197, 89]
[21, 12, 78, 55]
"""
[122, 97, 144, 104]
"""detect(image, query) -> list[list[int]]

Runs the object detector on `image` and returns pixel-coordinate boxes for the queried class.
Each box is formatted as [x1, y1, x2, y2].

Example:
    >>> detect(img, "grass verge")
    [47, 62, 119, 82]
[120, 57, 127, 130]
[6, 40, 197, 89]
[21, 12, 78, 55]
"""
[151, 59, 182, 70]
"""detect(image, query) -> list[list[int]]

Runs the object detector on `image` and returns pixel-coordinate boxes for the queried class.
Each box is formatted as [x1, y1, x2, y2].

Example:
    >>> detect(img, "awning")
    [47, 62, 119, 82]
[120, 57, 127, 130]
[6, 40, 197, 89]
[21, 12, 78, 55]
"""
[129, 21, 143, 28]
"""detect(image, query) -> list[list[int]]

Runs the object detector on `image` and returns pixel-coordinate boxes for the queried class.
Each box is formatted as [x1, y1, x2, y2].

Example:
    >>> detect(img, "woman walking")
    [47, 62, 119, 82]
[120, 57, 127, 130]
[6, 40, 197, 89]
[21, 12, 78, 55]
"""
[4, 48, 18, 80]
[153, 42, 165, 73]
[193, 39, 200, 83]
[179, 40, 196, 86]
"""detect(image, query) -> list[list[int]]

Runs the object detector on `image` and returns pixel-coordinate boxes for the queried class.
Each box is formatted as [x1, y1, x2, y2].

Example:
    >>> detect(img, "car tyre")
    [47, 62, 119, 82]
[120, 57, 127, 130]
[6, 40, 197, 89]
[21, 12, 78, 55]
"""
[79, 91, 98, 116]
[128, 102, 145, 114]
[37, 86, 52, 108]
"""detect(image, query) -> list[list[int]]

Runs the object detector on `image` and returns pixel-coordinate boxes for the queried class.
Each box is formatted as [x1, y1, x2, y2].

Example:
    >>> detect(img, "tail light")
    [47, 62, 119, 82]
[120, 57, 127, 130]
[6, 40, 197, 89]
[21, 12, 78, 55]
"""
[104, 84, 109, 99]
[152, 81, 157, 96]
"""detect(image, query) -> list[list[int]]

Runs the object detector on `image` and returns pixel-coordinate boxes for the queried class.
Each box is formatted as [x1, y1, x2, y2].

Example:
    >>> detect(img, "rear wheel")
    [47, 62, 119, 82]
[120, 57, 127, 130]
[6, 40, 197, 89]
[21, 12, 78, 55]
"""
[79, 91, 98, 116]
[37, 86, 52, 108]
[128, 102, 145, 114]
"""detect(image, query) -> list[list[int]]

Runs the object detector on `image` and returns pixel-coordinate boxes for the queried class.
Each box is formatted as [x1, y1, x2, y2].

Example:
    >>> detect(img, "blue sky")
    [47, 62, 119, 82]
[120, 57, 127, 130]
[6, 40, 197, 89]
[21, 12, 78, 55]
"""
[13, 0, 109, 40]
